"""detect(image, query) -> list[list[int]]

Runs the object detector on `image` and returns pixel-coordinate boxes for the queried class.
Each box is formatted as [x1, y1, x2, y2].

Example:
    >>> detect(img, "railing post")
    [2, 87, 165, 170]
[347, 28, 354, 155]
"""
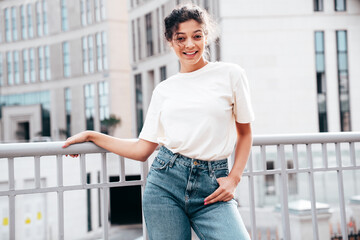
[141, 159, 149, 240]
[335, 143, 348, 240]
[101, 153, 109, 240]
[57, 154, 65, 240]
[278, 144, 291, 240]
[306, 144, 319, 240]
[8, 157, 16, 240]
[247, 152, 257, 240]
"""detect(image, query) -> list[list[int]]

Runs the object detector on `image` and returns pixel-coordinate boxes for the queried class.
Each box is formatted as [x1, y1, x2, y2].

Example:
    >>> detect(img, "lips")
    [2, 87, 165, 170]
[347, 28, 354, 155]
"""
[183, 51, 198, 56]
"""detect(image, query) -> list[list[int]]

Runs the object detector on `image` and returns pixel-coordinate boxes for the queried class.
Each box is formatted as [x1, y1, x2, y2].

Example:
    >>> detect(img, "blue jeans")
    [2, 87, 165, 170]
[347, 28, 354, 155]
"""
[143, 146, 250, 240]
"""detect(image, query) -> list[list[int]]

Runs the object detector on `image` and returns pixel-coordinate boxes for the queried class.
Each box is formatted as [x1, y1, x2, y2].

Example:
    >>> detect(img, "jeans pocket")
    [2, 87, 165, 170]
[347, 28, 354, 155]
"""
[214, 168, 229, 179]
[150, 156, 169, 171]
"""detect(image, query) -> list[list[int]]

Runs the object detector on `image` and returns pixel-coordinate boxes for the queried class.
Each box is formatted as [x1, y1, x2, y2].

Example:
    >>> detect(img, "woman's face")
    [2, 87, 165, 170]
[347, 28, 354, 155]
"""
[170, 19, 207, 72]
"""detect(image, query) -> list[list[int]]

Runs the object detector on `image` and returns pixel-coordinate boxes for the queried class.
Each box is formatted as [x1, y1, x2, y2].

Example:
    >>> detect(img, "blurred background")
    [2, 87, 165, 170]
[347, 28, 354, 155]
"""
[0, 0, 359, 239]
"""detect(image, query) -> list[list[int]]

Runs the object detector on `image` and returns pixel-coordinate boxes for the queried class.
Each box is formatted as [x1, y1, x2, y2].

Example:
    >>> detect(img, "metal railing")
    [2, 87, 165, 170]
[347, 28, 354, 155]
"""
[0, 132, 359, 240]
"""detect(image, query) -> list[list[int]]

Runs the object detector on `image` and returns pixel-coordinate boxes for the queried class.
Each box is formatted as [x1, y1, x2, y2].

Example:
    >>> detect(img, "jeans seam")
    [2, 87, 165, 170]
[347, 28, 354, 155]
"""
[190, 220, 206, 240]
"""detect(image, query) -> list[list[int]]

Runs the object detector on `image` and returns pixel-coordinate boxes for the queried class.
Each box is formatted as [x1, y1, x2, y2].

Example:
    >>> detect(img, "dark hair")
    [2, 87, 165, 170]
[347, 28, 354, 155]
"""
[164, 4, 217, 43]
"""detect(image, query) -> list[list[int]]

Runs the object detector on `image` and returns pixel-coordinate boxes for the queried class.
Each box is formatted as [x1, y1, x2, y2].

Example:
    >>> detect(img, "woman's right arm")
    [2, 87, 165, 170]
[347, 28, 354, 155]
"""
[62, 131, 158, 162]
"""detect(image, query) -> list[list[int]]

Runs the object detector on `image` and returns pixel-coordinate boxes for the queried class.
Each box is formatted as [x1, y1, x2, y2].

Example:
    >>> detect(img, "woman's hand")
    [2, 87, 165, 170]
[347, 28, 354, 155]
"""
[204, 175, 240, 205]
[62, 131, 91, 149]
[62, 131, 92, 157]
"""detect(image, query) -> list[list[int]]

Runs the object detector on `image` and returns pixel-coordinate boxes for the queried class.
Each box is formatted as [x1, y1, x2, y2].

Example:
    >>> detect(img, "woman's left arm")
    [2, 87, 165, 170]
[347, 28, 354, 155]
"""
[204, 122, 252, 205]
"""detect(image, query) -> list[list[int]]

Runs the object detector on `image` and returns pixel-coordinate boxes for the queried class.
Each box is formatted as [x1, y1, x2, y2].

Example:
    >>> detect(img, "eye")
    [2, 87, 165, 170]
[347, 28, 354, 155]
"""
[194, 35, 203, 39]
[176, 37, 185, 42]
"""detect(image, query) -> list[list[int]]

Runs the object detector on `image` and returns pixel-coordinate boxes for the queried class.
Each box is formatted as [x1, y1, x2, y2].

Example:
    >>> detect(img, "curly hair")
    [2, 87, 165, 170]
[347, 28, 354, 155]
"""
[164, 4, 217, 43]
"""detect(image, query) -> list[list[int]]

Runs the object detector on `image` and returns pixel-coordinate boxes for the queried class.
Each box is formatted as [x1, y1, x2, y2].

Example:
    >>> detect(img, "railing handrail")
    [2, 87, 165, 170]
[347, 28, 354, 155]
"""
[1, 132, 359, 158]
[253, 131, 360, 145]
[0, 141, 107, 158]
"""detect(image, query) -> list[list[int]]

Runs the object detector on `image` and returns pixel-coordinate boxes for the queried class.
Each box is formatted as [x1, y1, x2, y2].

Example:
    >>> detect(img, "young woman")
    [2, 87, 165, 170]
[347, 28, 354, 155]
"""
[63, 4, 254, 240]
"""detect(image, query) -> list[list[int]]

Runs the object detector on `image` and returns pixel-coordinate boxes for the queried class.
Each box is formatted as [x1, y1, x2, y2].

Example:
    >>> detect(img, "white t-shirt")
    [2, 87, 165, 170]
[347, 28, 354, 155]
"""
[139, 61, 255, 161]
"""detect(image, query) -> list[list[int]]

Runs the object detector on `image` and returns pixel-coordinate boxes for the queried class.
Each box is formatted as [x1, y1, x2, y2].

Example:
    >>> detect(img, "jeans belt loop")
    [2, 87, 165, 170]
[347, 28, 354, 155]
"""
[169, 153, 178, 168]
[208, 161, 213, 177]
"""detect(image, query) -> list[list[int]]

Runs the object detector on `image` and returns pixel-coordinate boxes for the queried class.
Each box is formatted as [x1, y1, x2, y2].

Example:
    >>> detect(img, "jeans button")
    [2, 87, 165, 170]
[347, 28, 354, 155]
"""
[194, 161, 198, 165]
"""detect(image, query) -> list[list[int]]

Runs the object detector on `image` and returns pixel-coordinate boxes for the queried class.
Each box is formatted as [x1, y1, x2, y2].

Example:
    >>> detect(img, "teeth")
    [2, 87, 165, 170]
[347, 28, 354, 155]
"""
[184, 51, 196, 55]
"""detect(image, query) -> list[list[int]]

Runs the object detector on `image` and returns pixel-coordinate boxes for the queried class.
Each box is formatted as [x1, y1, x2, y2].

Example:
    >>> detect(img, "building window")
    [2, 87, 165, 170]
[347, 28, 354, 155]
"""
[6, 52, 13, 85]
[160, 66, 167, 81]
[86, 0, 92, 24]
[85, 84, 95, 130]
[27, 4, 34, 38]
[36, 2, 43, 37]
[336, 30, 351, 131]
[65, 88, 71, 137]
[94, 0, 101, 22]
[101, 32, 108, 70]
[5, 8, 12, 42]
[131, 20, 136, 62]
[88, 35, 94, 73]
[0, 53, 3, 86]
[314, 0, 323, 11]
[20, 5, 27, 40]
[13, 51, 20, 85]
[38, 47, 45, 81]
[99, 81, 109, 134]
[314, 31, 328, 132]
[145, 13, 153, 57]
[11, 7, 18, 41]
[137, 18, 141, 60]
[43, 0, 48, 35]
[61, 0, 69, 31]
[23, 49, 29, 84]
[96, 33, 103, 71]
[29, 48, 36, 82]
[45, 46, 51, 80]
[100, 0, 106, 20]
[82, 37, 89, 73]
[135, 74, 143, 135]
[62, 42, 71, 77]
[80, 0, 86, 26]
[335, 0, 346, 11]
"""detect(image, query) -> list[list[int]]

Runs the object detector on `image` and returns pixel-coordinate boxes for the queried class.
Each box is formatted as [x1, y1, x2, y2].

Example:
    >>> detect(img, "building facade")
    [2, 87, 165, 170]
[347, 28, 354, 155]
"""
[0, 0, 133, 143]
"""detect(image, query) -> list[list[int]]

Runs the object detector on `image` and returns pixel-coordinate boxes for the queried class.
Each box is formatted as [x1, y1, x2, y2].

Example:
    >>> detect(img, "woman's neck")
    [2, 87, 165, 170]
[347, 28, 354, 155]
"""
[179, 58, 208, 73]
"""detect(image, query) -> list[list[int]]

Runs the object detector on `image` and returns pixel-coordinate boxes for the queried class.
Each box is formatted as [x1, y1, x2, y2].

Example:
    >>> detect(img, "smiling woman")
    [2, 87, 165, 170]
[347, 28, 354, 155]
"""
[63, 3, 254, 240]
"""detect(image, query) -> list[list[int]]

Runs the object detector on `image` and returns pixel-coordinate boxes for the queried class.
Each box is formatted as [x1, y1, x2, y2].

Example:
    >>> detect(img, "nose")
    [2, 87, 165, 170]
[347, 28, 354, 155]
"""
[185, 38, 195, 48]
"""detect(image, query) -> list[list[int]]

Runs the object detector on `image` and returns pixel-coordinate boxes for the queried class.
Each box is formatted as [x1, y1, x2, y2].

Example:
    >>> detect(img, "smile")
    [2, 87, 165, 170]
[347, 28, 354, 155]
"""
[183, 51, 198, 55]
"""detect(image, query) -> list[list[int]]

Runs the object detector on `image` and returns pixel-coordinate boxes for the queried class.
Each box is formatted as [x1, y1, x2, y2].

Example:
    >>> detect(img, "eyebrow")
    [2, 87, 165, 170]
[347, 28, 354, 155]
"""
[175, 29, 203, 35]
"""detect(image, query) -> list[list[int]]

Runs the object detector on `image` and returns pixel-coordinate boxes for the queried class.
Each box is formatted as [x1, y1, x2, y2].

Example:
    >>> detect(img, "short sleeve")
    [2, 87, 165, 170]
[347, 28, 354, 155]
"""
[138, 88, 162, 143]
[232, 67, 255, 123]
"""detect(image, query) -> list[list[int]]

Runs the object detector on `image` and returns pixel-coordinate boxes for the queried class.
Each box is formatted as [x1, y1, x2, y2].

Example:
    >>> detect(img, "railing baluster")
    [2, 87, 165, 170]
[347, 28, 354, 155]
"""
[278, 144, 291, 240]
[349, 142, 356, 166]
[80, 154, 86, 186]
[119, 155, 125, 182]
[349, 142, 358, 195]
[57, 154, 65, 240]
[335, 143, 348, 240]
[101, 153, 109, 240]
[141, 159, 149, 240]
[35, 156, 41, 188]
[261, 145, 266, 171]
[8, 157, 15, 240]
[292, 144, 299, 170]
[306, 144, 319, 240]
[322, 143, 328, 169]
[247, 152, 257, 240]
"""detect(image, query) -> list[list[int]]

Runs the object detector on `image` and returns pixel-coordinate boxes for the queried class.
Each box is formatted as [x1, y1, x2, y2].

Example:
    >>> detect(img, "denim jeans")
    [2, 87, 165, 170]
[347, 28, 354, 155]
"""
[143, 146, 250, 240]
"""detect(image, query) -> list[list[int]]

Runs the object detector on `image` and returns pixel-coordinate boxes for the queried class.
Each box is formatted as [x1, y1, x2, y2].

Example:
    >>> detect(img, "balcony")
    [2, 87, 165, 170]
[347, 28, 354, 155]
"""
[0, 132, 359, 240]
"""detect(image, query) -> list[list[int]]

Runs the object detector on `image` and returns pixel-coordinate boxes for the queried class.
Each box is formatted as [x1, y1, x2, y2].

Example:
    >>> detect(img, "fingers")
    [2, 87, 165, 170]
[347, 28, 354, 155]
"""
[65, 154, 79, 158]
[204, 188, 234, 205]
